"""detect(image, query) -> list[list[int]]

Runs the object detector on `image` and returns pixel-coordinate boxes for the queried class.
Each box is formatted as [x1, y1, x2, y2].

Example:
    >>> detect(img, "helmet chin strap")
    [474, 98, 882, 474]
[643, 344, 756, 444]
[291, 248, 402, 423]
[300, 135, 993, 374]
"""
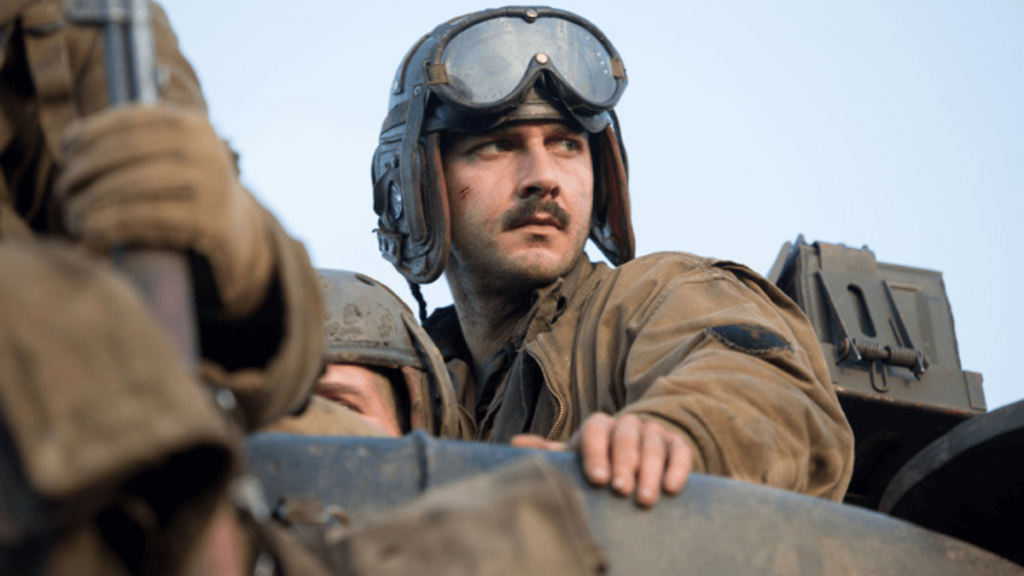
[408, 280, 429, 325]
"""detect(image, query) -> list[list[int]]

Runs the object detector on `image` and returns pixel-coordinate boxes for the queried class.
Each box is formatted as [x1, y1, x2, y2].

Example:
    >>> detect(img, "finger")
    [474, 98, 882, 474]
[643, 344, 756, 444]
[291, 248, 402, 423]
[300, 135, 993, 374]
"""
[579, 413, 615, 486]
[635, 423, 668, 507]
[59, 105, 191, 155]
[610, 413, 642, 496]
[662, 434, 694, 495]
[57, 111, 216, 200]
[510, 434, 567, 451]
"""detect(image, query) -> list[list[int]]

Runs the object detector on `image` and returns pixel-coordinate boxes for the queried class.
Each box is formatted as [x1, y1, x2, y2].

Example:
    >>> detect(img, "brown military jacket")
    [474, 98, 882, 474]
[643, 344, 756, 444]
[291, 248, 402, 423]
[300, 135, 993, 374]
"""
[427, 252, 855, 501]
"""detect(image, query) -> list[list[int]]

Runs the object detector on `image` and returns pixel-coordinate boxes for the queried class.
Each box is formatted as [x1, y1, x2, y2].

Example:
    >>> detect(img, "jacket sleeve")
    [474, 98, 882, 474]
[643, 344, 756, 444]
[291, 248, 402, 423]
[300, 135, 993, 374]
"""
[600, 255, 853, 501]
[16, 0, 325, 430]
[199, 206, 325, 431]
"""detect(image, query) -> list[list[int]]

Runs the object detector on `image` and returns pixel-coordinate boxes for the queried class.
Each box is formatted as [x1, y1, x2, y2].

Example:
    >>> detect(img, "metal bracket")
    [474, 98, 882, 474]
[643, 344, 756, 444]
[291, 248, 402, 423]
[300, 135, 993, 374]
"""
[375, 228, 403, 265]
[818, 266, 930, 383]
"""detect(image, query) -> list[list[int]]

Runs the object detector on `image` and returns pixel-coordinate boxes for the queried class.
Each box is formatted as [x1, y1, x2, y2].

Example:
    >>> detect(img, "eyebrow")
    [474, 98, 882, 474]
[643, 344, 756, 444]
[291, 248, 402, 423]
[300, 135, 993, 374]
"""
[317, 381, 372, 400]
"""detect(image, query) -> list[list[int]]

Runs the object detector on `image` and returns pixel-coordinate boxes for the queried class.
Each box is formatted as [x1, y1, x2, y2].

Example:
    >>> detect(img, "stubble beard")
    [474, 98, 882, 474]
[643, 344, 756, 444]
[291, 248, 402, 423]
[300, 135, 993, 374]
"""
[446, 218, 588, 301]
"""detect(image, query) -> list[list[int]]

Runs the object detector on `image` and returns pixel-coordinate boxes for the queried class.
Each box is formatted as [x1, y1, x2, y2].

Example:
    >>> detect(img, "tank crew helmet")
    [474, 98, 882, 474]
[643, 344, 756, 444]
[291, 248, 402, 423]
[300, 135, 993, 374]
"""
[317, 269, 459, 436]
[372, 6, 635, 285]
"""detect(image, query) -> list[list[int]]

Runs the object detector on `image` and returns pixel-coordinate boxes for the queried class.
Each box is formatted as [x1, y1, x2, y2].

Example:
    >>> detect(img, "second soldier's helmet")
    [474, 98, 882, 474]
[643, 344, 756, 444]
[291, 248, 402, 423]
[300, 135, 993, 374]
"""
[372, 6, 635, 284]
[318, 269, 460, 436]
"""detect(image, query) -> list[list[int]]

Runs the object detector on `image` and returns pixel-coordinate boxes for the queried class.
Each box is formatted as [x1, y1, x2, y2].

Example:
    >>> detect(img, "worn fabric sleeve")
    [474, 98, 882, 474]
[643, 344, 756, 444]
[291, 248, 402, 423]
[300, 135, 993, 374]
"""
[4, 0, 325, 430]
[200, 206, 325, 431]
[0, 240, 237, 572]
[585, 254, 853, 501]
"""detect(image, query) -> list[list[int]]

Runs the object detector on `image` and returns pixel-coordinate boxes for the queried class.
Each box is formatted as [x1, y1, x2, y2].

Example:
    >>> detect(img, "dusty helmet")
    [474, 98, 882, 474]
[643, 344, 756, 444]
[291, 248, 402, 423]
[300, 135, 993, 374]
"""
[318, 269, 459, 436]
[372, 6, 635, 284]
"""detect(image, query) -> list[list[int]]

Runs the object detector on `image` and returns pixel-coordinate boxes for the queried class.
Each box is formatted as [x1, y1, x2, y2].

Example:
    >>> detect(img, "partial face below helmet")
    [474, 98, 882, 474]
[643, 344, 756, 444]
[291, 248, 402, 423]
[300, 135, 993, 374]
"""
[317, 269, 458, 436]
[372, 6, 634, 284]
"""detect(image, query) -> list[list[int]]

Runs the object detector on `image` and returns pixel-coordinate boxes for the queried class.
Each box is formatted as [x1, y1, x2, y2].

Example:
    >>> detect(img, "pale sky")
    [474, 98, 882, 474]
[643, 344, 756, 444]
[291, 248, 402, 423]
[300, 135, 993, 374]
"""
[161, 0, 1023, 409]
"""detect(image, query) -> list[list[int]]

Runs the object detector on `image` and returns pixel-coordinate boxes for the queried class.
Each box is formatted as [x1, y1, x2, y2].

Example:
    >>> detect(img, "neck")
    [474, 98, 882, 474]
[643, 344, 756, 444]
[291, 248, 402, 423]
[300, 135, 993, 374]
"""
[444, 271, 535, 380]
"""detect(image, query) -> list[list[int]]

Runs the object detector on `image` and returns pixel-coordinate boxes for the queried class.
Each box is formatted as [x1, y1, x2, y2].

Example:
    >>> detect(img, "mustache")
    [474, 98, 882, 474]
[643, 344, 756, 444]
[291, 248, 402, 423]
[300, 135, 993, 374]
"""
[501, 196, 571, 230]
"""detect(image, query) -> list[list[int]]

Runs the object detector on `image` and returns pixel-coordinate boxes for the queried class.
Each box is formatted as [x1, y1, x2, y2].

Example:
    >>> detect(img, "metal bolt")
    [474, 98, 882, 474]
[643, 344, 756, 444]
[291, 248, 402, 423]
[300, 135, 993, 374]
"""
[536, 53, 549, 64]
[216, 388, 237, 412]
[413, 86, 422, 96]
[525, 8, 538, 22]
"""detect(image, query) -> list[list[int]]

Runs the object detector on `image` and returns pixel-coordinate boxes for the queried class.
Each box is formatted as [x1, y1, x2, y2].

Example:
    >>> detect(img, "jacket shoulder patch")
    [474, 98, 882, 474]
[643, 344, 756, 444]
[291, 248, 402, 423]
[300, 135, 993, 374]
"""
[707, 324, 793, 355]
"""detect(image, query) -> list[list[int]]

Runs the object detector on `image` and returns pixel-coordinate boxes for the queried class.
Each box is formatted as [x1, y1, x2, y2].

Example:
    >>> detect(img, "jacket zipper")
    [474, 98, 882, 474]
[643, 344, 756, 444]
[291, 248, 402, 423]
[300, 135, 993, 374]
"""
[530, 350, 566, 441]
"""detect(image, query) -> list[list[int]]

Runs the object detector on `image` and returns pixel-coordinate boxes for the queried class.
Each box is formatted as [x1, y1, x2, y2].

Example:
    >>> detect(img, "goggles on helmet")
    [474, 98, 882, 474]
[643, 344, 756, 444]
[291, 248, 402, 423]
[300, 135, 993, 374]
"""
[424, 7, 627, 128]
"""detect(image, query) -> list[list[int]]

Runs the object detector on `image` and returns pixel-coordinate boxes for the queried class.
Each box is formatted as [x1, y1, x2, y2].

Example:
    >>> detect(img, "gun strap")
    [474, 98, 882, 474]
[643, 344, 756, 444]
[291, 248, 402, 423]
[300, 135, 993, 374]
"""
[21, 1, 78, 159]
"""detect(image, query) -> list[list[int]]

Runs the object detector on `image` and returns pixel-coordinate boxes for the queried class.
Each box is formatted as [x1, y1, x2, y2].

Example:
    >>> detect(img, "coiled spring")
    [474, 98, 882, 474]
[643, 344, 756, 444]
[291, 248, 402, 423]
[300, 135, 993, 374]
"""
[838, 338, 928, 375]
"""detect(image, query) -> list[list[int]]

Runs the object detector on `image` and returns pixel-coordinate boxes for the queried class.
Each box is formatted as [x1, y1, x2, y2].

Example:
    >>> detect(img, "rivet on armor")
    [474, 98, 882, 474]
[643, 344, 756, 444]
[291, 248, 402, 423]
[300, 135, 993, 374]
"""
[525, 8, 538, 22]
[536, 53, 549, 65]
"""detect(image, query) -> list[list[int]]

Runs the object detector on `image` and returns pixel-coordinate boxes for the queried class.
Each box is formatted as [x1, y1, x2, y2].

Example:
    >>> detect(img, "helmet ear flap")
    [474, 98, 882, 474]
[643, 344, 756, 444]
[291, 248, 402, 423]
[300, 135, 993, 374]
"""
[372, 100, 451, 284]
[419, 131, 451, 283]
[401, 314, 460, 437]
[590, 123, 634, 265]
[372, 144, 406, 267]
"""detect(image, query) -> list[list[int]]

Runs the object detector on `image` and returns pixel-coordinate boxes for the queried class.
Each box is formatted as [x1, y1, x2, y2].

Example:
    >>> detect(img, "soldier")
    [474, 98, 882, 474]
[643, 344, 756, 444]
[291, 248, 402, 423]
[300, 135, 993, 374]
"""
[370, 6, 855, 506]
[0, 0, 323, 432]
[269, 269, 468, 439]
[0, 1, 324, 574]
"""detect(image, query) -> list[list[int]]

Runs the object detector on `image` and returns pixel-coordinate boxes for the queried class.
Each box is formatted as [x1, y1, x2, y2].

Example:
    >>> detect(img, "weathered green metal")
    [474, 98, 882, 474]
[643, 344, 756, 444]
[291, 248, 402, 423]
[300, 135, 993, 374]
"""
[246, 433, 1023, 576]
[770, 236, 987, 509]
[880, 399, 1024, 565]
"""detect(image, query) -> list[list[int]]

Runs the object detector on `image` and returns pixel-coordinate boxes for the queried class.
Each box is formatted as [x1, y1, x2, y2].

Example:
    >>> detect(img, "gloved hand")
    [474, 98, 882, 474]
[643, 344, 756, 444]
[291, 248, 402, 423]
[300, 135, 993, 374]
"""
[55, 104, 274, 318]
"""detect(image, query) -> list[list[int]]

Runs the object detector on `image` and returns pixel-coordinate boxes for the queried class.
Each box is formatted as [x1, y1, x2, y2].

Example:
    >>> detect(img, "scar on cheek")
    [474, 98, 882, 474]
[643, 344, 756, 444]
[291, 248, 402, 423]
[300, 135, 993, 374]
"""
[456, 186, 472, 201]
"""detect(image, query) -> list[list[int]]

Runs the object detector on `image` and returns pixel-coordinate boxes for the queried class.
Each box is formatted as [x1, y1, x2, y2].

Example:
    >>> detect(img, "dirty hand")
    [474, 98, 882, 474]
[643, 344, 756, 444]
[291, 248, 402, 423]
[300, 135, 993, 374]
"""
[56, 104, 273, 318]
[511, 412, 692, 507]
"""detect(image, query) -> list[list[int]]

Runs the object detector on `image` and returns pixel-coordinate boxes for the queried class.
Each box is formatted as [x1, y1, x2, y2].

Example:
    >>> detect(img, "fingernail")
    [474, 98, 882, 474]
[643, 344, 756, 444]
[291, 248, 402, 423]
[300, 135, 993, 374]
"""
[639, 488, 655, 502]
[612, 477, 627, 491]
[589, 466, 609, 482]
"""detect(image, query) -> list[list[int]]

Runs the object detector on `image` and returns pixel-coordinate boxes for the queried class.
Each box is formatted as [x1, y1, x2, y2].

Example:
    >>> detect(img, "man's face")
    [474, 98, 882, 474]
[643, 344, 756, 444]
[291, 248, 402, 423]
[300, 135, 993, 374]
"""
[442, 121, 594, 293]
[316, 363, 402, 437]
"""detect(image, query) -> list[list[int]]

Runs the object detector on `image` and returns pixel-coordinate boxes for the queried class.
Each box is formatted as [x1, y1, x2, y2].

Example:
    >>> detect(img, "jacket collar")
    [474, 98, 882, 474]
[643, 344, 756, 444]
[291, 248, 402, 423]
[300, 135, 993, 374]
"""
[425, 256, 596, 431]
[426, 255, 593, 365]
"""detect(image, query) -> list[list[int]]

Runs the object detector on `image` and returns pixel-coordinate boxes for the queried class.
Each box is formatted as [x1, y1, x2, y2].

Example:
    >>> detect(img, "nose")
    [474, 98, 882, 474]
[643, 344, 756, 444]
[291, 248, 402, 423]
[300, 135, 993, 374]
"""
[515, 142, 559, 199]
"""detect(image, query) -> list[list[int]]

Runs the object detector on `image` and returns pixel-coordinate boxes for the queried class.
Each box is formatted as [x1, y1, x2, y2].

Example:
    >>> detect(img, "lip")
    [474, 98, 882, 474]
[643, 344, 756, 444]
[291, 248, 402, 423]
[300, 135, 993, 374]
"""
[515, 214, 563, 229]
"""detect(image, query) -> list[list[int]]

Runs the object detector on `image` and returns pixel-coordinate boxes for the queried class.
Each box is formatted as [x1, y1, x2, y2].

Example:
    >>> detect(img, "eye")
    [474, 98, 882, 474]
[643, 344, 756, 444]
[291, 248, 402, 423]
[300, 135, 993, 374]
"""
[557, 139, 580, 152]
[551, 136, 585, 154]
[316, 389, 364, 414]
[472, 139, 513, 156]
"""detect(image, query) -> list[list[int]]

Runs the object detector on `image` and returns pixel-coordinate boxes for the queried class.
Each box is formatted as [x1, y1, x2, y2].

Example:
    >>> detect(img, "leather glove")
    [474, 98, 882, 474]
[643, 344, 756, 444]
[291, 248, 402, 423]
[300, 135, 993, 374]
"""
[55, 104, 274, 318]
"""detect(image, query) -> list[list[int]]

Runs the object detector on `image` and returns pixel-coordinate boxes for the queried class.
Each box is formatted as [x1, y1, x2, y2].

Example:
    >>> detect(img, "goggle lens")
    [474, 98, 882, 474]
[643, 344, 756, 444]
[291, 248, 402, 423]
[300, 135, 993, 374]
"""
[440, 16, 620, 108]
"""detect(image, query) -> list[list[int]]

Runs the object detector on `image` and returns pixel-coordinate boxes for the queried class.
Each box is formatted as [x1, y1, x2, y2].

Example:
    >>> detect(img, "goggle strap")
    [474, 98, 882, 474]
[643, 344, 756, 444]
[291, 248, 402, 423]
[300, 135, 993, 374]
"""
[611, 58, 627, 81]
[427, 64, 448, 85]
[382, 100, 410, 135]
